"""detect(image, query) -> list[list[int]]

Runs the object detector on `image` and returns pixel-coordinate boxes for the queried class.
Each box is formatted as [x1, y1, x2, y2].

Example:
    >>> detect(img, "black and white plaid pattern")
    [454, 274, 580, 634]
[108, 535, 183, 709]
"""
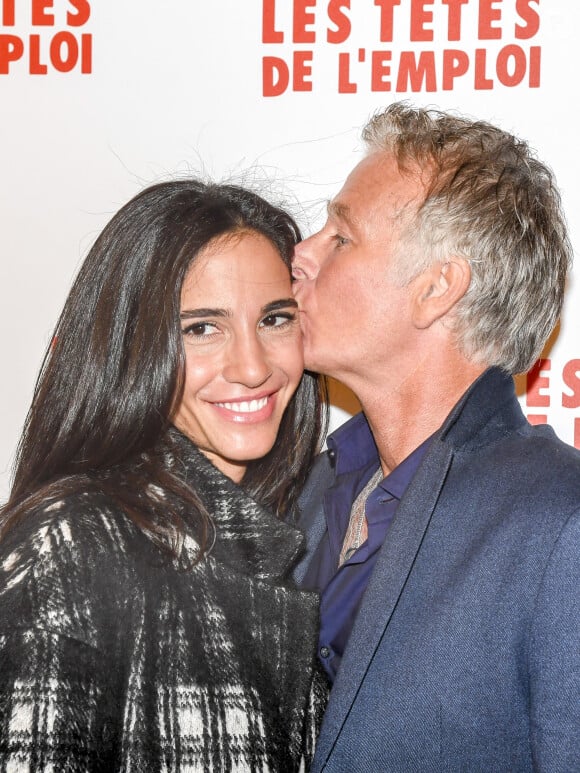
[0, 433, 327, 771]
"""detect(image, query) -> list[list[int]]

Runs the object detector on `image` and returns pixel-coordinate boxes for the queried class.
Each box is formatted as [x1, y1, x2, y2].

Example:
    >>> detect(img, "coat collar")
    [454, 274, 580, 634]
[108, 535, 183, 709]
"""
[326, 368, 525, 477]
[438, 366, 527, 450]
[167, 428, 305, 582]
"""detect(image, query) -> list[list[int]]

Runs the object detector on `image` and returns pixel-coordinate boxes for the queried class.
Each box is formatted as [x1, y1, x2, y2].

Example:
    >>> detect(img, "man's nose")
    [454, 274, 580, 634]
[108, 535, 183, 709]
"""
[222, 334, 272, 388]
[292, 235, 320, 281]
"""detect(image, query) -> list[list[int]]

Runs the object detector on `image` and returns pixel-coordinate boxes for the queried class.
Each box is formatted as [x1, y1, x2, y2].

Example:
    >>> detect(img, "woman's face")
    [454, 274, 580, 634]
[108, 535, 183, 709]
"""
[172, 230, 304, 482]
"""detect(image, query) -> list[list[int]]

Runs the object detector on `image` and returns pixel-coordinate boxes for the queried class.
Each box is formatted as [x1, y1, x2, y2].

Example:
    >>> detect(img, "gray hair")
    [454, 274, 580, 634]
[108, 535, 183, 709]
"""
[362, 102, 573, 375]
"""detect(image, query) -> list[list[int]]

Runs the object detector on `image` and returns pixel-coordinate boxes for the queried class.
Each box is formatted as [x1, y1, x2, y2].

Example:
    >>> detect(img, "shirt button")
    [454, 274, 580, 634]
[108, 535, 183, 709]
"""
[320, 646, 331, 659]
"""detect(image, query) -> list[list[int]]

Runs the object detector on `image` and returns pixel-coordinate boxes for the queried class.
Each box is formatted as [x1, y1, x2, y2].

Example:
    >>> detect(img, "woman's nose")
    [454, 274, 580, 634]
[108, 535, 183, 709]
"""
[222, 334, 272, 388]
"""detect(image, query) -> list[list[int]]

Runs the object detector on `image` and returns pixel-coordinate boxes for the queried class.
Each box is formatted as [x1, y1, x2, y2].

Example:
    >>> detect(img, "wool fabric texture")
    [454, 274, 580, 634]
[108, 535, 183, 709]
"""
[0, 430, 327, 771]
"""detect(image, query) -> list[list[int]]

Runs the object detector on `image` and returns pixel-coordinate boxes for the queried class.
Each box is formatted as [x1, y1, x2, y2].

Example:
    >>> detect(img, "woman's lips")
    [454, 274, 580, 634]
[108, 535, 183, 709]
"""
[211, 393, 278, 423]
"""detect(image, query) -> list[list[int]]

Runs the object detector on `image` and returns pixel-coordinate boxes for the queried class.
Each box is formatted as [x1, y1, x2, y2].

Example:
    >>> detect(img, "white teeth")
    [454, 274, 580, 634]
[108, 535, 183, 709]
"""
[215, 397, 268, 413]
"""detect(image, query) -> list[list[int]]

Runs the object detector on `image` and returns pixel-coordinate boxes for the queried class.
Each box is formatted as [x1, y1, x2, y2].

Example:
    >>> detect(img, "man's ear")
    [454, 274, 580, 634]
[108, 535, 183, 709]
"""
[411, 258, 471, 329]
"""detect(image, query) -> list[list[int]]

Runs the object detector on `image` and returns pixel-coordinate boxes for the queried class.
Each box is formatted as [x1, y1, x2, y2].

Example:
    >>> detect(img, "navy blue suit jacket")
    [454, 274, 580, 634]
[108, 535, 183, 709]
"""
[295, 369, 580, 772]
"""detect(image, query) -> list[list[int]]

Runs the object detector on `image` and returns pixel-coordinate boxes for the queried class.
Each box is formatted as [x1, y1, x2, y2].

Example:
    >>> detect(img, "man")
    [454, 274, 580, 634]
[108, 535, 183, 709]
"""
[292, 102, 580, 772]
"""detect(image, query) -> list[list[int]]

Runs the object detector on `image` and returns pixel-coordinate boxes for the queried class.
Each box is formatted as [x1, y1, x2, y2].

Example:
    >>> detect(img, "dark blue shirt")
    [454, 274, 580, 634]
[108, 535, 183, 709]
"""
[302, 413, 431, 682]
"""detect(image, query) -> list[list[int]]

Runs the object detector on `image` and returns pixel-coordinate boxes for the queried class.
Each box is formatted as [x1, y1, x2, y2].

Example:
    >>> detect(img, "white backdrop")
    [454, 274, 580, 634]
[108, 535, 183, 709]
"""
[1, 1, 579, 501]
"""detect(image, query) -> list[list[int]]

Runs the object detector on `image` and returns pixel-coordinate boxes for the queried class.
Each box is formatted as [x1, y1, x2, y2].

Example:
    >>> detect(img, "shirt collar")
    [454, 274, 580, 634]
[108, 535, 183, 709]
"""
[327, 411, 432, 500]
[379, 434, 432, 500]
[327, 412, 379, 475]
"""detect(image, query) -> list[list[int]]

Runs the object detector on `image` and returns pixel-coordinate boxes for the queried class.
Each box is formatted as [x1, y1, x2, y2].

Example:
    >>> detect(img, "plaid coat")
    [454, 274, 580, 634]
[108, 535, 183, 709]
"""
[0, 432, 327, 771]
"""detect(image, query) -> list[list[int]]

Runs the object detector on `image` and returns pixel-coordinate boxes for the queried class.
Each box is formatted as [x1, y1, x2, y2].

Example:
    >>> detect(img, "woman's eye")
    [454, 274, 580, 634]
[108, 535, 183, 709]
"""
[182, 322, 219, 338]
[333, 234, 349, 247]
[260, 312, 296, 329]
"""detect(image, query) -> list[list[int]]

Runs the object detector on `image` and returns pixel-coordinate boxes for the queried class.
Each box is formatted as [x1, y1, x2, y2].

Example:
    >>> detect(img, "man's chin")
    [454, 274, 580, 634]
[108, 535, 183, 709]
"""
[303, 345, 322, 374]
[304, 354, 330, 376]
[303, 337, 335, 376]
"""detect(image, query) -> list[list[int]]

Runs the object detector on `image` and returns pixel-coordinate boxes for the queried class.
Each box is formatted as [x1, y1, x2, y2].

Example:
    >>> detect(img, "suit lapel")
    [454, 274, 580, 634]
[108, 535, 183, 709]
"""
[314, 438, 454, 767]
[293, 452, 336, 584]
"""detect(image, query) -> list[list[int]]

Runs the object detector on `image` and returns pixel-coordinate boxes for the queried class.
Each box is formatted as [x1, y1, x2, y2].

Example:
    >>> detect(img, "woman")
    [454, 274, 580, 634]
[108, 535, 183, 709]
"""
[0, 180, 328, 771]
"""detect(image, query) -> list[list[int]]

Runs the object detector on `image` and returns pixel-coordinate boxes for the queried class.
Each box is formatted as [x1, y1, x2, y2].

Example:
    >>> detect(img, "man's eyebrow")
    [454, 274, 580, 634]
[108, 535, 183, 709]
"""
[179, 308, 229, 319]
[327, 200, 356, 228]
[262, 298, 298, 313]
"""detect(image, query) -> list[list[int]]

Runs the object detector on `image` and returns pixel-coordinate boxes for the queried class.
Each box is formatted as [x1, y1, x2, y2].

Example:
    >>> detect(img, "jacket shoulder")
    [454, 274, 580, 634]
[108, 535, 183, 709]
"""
[1, 488, 137, 565]
[0, 489, 142, 645]
[297, 451, 336, 526]
[292, 452, 336, 585]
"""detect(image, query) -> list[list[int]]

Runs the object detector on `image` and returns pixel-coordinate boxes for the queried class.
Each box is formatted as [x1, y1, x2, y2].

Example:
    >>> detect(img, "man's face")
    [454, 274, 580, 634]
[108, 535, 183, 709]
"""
[292, 151, 425, 388]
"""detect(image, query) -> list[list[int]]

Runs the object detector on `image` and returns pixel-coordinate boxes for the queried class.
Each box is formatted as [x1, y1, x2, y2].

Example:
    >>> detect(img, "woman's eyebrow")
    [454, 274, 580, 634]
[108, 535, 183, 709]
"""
[262, 298, 298, 314]
[179, 299, 297, 319]
[179, 308, 230, 319]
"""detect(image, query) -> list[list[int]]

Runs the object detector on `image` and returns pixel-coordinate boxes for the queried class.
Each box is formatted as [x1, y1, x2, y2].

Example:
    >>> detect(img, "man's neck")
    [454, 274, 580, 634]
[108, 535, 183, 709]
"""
[354, 356, 486, 475]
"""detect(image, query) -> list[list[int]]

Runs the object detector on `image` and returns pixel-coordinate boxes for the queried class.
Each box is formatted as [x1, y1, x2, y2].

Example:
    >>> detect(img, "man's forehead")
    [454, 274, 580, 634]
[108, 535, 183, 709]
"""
[329, 157, 421, 226]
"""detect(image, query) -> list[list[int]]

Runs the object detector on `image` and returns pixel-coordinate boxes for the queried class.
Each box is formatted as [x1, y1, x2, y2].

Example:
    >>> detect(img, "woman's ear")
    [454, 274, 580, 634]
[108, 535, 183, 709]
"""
[411, 258, 471, 329]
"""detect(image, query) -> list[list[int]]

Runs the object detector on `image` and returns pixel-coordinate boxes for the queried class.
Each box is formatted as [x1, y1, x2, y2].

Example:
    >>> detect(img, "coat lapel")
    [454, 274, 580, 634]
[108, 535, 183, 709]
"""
[314, 435, 454, 767]
[167, 427, 306, 581]
[293, 452, 336, 584]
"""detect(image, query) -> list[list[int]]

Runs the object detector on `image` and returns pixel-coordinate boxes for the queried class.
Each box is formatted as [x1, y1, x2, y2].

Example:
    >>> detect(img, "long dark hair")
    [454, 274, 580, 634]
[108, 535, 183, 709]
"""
[1, 179, 327, 557]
